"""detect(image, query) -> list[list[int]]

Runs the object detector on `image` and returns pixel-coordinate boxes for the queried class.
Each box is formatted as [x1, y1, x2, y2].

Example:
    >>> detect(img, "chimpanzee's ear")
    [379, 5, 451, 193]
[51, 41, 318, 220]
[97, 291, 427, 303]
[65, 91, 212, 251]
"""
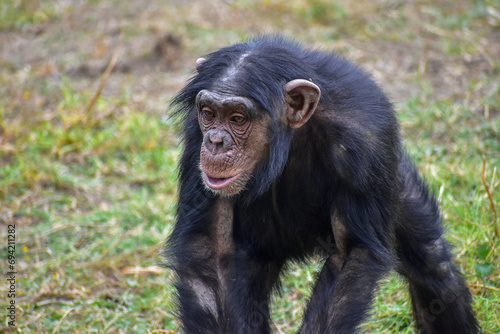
[196, 58, 207, 71]
[284, 79, 321, 129]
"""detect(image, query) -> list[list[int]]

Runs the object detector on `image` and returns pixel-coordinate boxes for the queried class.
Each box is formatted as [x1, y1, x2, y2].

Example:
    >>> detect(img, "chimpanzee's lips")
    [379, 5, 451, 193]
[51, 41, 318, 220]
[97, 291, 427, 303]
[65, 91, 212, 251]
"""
[202, 172, 241, 190]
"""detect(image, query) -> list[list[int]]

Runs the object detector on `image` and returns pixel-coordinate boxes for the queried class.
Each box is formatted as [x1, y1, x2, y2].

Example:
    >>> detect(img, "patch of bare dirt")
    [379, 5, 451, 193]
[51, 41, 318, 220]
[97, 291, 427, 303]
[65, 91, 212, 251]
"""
[2, 0, 499, 118]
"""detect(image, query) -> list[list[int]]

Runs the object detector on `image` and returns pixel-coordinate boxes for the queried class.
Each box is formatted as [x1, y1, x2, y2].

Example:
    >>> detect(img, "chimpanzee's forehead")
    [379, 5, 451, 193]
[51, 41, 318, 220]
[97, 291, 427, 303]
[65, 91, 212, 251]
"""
[196, 90, 253, 108]
[195, 90, 261, 118]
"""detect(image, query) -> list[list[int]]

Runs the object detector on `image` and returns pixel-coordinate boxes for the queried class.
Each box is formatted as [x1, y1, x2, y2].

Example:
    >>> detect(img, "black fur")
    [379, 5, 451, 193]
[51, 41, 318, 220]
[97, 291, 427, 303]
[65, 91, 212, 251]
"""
[164, 36, 479, 334]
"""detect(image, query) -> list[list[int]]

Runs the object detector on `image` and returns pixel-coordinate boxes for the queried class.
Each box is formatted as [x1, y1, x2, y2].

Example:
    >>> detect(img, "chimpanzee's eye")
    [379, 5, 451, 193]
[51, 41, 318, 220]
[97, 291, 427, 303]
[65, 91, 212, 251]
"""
[231, 115, 246, 124]
[202, 109, 215, 119]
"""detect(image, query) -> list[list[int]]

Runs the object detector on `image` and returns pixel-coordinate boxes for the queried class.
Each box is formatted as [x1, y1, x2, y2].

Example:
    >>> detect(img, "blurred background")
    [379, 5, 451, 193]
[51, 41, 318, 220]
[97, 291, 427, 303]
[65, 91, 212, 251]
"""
[0, 0, 499, 332]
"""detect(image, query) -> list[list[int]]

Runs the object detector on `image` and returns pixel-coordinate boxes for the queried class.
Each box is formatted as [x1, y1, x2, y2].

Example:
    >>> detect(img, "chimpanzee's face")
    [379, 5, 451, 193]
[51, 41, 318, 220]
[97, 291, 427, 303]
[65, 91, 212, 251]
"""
[196, 90, 271, 197]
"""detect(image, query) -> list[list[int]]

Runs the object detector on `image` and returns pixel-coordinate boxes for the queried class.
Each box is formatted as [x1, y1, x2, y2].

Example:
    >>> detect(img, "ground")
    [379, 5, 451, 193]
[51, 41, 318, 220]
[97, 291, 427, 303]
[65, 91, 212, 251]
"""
[0, 0, 499, 333]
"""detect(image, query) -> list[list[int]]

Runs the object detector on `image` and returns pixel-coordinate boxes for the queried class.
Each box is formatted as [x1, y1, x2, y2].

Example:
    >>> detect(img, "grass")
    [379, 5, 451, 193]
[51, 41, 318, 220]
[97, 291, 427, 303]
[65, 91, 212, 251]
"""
[1, 0, 499, 332]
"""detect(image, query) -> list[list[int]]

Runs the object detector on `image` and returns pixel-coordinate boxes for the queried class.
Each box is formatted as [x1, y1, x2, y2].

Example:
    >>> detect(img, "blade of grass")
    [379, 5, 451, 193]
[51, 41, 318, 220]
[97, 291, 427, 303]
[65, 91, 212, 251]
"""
[482, 156, 499, 239]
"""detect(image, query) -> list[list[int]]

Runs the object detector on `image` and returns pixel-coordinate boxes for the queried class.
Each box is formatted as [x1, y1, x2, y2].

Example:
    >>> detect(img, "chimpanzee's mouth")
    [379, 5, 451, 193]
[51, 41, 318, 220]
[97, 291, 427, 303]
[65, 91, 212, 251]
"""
[202, 172, 242, 190]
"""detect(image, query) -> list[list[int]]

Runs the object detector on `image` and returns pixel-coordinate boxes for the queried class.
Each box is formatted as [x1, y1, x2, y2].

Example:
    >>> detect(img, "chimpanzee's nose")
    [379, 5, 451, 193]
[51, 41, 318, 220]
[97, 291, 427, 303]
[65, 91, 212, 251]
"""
[204, 129, 232, 154]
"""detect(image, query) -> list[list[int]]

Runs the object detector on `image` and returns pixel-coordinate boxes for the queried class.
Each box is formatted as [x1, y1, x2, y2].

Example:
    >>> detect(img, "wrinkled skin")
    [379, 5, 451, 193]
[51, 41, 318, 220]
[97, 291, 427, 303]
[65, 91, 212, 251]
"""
[196, 90, 271, 196]
[196, 79, 319, 197]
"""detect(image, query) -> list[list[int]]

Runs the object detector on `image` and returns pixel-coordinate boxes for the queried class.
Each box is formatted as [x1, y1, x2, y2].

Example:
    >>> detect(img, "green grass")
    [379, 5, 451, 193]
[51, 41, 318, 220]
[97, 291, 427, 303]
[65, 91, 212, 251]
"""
[1, 0, 499, 332]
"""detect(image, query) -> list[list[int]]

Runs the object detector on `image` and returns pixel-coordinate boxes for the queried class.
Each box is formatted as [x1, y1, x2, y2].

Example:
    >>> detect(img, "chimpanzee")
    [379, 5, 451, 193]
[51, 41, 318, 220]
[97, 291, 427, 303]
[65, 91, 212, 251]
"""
[164, 36, 479, 334]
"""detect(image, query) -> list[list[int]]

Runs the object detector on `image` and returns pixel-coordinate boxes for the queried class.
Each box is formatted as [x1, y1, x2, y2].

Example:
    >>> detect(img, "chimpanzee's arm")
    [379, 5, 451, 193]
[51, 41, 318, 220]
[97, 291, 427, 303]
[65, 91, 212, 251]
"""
[173, 197, 232, 332]
[300, 248, 388, 333]
[174, 197, 281, 334]
[300, 198, 394, 333]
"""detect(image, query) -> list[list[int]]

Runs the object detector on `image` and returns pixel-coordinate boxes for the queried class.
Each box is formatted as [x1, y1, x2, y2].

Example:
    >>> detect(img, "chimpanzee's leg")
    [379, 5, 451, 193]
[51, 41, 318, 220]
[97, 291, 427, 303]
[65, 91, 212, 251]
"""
[396, 158, 479, 334]
[401, 238, 478, 334]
